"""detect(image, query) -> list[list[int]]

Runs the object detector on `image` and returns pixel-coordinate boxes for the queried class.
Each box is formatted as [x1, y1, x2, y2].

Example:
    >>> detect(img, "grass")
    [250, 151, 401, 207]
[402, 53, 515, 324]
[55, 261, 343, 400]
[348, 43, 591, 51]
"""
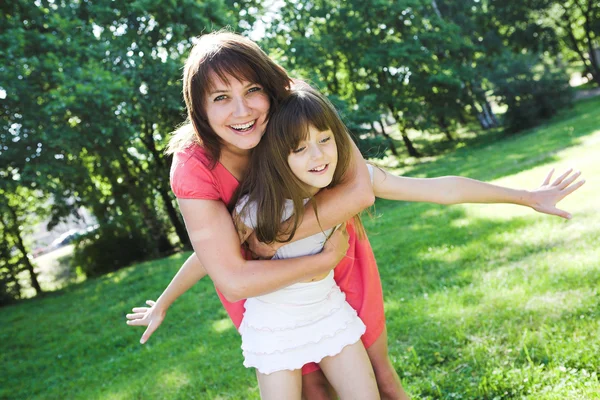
[1, 97, 599, 399]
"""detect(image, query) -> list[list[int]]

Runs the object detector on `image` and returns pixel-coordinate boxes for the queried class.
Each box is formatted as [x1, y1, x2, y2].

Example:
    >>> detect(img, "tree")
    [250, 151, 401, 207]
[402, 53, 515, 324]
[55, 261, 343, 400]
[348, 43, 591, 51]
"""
[0, 0, 258, 297]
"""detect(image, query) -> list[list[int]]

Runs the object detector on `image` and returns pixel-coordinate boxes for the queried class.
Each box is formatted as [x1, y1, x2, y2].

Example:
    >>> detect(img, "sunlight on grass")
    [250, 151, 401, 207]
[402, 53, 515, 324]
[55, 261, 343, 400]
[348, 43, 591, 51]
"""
[161, 369, 191, 390]
[212, 318, 235, 333]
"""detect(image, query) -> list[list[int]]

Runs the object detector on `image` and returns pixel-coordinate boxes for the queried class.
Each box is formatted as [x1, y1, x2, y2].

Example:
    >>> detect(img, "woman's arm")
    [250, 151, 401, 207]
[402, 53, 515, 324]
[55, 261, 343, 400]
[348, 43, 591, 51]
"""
[126, 253, 207, 343]
[178, 198, 349, 302]
[248, 140, 374, 256]
[372, 167, 585, 218]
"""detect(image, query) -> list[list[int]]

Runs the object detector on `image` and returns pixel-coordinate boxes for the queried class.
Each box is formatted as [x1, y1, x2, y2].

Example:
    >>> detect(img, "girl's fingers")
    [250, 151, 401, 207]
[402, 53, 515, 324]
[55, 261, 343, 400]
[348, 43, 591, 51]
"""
[542, 168, 554, 186]
[558, 171, 581, 190]
[126, 319, 147, 326]
[551, 168, 573, 186]
[146, 300, 156, 306]
[550, 206, 572, 220]
[562, 179, 586, 196]
[131, 307, 149, 313]
[126, 312, 146, 320]
[141, 322, 157, 344]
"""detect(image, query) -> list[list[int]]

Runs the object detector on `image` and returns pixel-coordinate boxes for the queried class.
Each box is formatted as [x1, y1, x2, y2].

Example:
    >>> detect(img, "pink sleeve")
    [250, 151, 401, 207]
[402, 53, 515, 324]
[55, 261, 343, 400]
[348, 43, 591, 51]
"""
[170, 150, 220, 200]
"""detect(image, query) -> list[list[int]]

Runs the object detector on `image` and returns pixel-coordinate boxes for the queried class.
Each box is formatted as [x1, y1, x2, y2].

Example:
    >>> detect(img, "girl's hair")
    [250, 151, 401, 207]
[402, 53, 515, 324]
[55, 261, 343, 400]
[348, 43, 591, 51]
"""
[233, 85, 365, 243]
[166, 31, 292, 166]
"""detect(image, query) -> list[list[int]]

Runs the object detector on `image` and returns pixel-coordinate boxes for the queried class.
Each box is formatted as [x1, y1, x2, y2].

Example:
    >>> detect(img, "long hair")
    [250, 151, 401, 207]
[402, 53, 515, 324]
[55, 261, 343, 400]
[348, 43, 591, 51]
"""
[233, 86, 365, 243]
[166, 31, 292, 166]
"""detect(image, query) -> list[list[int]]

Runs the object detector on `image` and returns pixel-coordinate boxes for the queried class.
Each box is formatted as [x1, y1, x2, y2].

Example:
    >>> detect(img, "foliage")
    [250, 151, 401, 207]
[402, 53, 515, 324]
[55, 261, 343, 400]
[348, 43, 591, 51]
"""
[489, 52, 574, 133]
[0, 0, 259, 300]
[1, 98, 598, 398]
[71, 224, 155, 278]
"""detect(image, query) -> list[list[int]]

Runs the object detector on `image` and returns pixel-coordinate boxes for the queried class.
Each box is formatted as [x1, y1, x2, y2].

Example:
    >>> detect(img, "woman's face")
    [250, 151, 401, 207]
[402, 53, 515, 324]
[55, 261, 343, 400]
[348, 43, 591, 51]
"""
[204, 72, 271, 154]
[287, 125, 338, 195]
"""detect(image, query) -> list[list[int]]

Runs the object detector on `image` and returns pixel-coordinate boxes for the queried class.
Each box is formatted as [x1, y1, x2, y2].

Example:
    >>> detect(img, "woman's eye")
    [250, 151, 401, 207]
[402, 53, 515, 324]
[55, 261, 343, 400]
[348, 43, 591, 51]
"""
[214, 95, 227, 102]
[292, 146, 306, 154]
[248, 86, 262, 94]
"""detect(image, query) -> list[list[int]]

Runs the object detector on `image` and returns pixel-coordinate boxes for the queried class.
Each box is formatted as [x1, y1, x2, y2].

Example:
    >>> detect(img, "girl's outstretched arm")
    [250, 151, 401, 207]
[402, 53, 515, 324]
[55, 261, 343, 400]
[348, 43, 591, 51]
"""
[372, 167, 585, 219]
[126, 253, 207, 343]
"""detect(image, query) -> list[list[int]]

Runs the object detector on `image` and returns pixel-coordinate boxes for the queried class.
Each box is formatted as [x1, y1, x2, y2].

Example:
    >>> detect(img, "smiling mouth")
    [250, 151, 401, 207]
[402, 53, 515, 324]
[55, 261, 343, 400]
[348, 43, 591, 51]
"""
[309, 164, 329, 173]
[229, 120, 256, 132]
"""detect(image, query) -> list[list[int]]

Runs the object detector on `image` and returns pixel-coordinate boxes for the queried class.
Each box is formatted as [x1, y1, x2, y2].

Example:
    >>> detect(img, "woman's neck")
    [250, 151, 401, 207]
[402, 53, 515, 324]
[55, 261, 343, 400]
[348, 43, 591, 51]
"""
[219, 146, 251, 181]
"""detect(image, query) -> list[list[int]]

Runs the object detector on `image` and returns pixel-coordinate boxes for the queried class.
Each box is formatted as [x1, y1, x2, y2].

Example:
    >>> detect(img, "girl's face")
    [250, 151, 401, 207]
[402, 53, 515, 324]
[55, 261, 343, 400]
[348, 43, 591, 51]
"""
[287, 125, 338, 195]
[204, 72, 270, 154]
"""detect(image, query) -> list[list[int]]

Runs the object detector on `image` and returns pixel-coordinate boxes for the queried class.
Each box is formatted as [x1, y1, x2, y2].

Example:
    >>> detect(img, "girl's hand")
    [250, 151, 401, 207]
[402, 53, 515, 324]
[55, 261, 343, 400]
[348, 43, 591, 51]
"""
[529, 168, 585, 219]
[323, 222, 350, 266]
[125, 300, 166, 344]
[246, 232, 281, 259]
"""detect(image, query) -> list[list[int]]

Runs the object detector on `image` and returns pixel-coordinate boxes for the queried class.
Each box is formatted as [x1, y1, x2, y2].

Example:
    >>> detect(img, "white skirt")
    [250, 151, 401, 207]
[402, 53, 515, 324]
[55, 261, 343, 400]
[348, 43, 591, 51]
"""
[239, 271, 366, 375]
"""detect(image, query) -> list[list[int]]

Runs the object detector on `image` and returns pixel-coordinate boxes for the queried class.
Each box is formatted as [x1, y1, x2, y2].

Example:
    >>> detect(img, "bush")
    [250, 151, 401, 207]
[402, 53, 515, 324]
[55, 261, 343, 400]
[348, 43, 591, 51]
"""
[489, 52, 573, 133]
[72, 224, 152, 278]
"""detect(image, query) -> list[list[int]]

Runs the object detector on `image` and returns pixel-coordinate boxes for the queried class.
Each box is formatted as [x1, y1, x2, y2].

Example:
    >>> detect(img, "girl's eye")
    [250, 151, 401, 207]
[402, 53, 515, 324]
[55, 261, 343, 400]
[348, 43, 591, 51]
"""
[320, 136, 331, 144]
[213, 95, 227, 102]
[292, 146, 306, 154]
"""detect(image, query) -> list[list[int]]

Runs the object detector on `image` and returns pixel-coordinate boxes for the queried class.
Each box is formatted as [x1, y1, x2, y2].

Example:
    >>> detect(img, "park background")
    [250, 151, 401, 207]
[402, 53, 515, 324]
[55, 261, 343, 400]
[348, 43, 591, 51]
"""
[1, 0, 599, 399]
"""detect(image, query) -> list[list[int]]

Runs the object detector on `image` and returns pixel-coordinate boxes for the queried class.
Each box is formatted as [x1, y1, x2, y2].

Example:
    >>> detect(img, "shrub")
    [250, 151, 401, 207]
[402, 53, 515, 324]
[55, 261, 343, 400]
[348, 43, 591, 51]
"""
[71, 224, 152, 278]
[489, 52, 573, 133]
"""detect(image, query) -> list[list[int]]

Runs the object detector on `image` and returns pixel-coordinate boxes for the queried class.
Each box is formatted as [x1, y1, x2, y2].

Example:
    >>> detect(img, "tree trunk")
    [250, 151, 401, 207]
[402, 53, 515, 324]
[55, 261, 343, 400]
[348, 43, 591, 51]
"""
[399, 129, 421, 157]
[113, 152, 171, 257]
[157, 185, 191, 249]
[560, 9, 600, 86]
[376, 120, 399, 156]
[438, 116, 454, 141]
[140, 127, 190, 248]
[387, 105, 421, 157]
[6, 204, 43, 295]
[482, 100, 498, 127]
[476, 112, 490, 129]
[582, 6, 600, 85]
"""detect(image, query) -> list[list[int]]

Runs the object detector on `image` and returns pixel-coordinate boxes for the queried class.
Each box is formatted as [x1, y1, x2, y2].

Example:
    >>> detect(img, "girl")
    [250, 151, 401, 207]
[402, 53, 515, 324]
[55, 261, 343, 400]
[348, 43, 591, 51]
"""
[232, 86, 380, 399]
[127, 31, 583, 400]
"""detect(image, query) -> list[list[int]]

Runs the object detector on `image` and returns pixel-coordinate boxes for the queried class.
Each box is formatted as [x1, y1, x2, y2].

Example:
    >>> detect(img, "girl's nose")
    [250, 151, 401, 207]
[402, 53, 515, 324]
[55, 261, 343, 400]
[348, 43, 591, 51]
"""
[233, 96, 251, 117]
[308, 143, 324, 159]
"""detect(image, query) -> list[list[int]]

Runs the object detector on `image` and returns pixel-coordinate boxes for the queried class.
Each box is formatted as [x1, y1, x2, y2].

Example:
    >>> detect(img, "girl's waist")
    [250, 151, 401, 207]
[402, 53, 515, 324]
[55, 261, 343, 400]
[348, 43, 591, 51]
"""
[249, 271, 336, 304]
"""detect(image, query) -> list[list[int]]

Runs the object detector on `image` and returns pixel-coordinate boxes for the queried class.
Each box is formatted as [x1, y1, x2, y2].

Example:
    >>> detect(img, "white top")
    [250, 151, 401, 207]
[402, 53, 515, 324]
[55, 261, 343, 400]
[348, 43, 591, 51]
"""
[234, 164, 374, 258]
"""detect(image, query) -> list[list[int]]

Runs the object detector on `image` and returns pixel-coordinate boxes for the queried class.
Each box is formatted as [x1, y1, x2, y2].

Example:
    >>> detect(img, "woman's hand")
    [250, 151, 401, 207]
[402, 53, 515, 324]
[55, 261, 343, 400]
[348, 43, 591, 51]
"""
[126, 300, 166, 344]
[323, 222, 350, 266]
[528, 168, 585, 219]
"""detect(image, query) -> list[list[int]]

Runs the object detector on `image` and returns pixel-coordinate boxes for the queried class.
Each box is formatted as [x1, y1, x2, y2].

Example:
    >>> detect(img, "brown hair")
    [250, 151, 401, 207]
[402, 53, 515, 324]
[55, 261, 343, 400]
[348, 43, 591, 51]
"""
[234, 86, 365, 243]
[166, 31, 292, 166]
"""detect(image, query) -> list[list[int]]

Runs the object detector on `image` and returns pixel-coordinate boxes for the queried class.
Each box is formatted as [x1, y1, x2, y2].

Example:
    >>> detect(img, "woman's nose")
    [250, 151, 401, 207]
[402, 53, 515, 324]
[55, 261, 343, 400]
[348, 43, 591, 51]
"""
[233, 96, 251, 117]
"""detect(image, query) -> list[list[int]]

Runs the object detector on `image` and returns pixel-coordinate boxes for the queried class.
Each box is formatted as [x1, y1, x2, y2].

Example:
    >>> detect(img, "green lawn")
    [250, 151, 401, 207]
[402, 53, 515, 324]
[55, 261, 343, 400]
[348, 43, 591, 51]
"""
[1, 98, 599, 399]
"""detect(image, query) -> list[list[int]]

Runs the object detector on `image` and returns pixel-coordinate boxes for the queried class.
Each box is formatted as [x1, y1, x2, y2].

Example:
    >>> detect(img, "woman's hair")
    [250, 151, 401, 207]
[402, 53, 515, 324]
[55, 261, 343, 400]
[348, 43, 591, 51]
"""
[166, 31, 292, 166]
[233, 85, 365, 243]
